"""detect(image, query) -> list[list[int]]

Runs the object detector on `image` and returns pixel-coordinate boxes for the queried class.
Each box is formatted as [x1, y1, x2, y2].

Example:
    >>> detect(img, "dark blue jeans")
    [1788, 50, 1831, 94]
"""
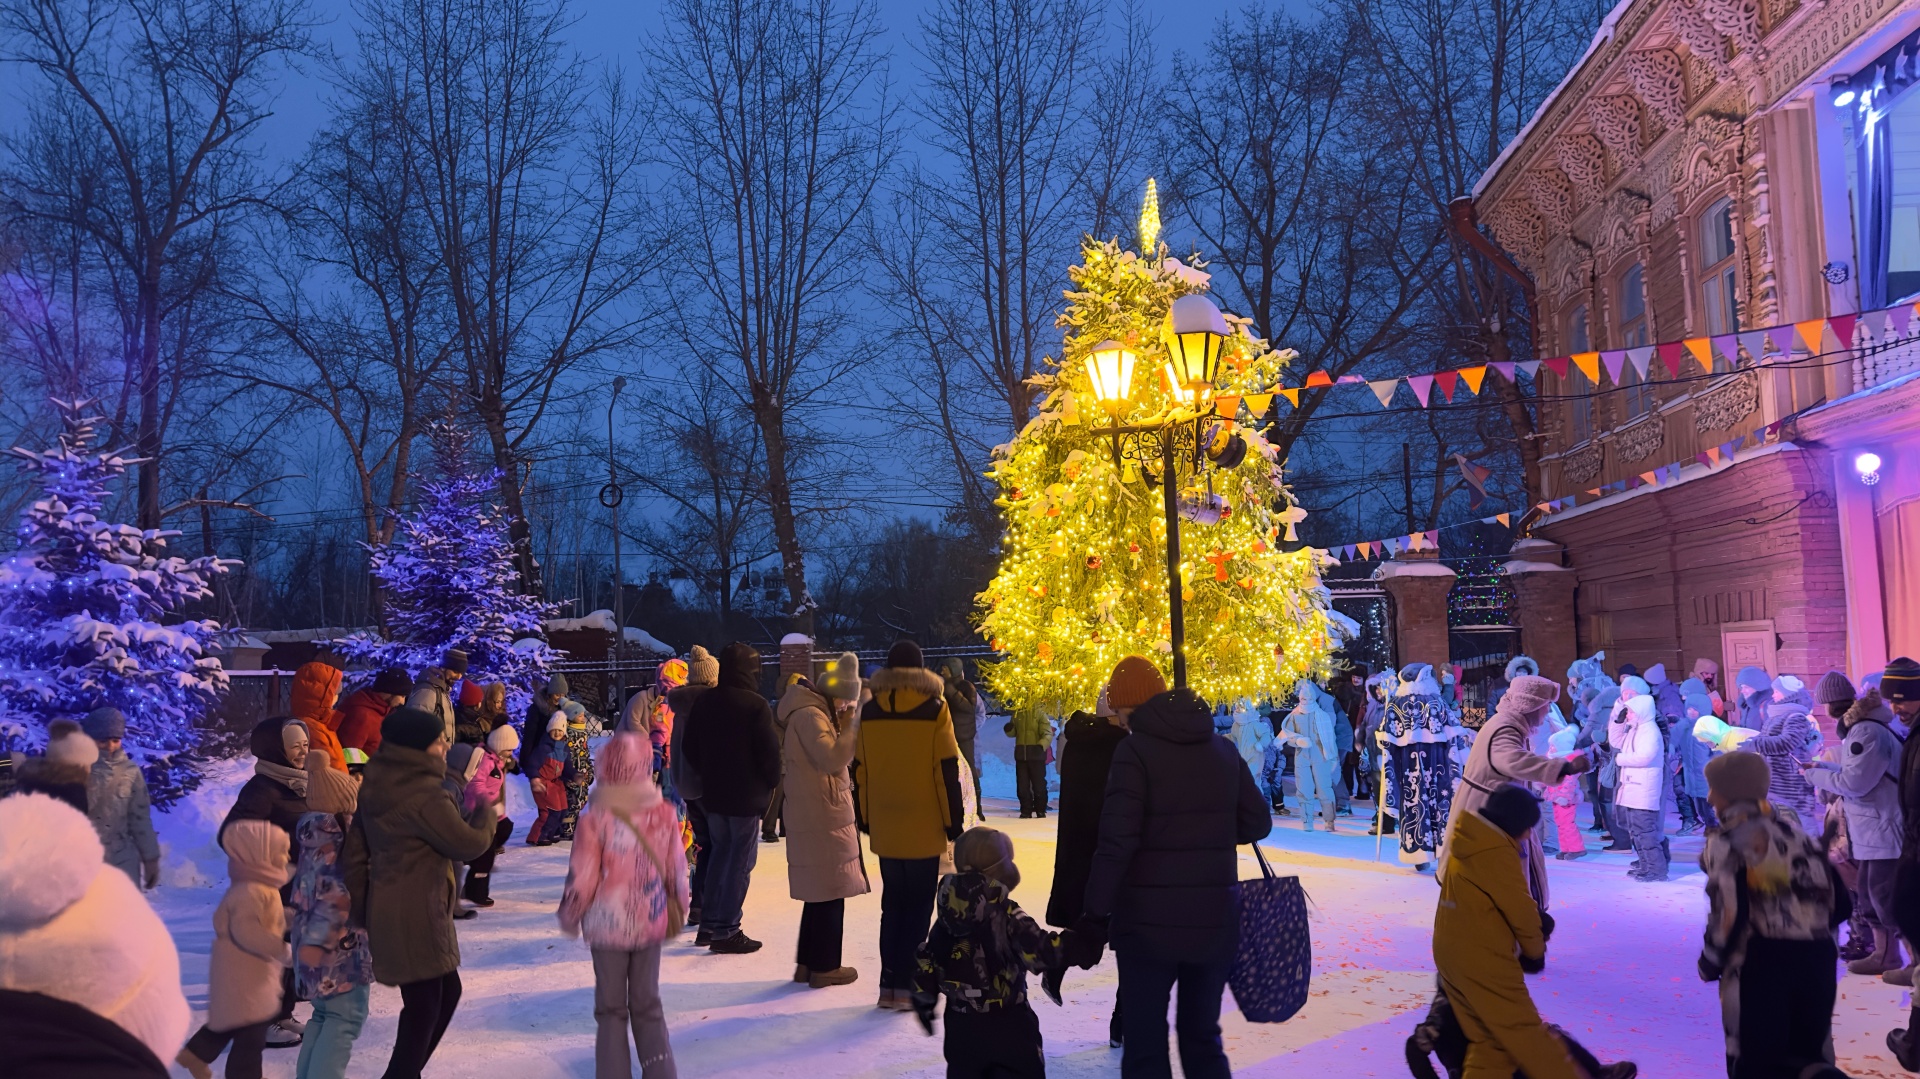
[1116, 946, 1234, 1079]
[878, 855, 940, 990]
[703, 814, 761, 939]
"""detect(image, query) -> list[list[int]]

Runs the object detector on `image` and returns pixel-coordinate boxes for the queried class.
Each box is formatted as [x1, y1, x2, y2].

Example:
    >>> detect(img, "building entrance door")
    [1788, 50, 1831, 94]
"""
[1721, 620, 1777, 679]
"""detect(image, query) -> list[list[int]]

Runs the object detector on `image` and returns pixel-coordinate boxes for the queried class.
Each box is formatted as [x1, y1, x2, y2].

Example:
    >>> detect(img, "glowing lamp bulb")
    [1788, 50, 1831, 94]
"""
[1855, 451, 1883, 485]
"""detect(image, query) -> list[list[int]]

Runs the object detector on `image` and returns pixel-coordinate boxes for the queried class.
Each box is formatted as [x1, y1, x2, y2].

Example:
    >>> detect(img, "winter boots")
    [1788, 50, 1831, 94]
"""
[1849, 927, 1905, 977]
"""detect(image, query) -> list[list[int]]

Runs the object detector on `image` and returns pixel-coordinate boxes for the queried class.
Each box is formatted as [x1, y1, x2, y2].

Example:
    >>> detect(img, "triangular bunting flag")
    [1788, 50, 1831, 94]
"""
[1384, 536, 1402, 555]
[1368, 380, 1399, 407]
[1626, 346, 1654, 379]
[1516, 360, 1542, 379]
[1684, 338, 1713, 373]
[1336, 374, 1366, 384]
[1796, 319, 1829, 353]
[1601, 350, 1627, 384]
[1639, 470, 1658, 485]
[1711, 335, 1739, 366]
[1535, 501, 1552, 513]
[1766, 420, 1782, 439]
[1358, 541, 1373, 559]
[1278, 387, 1301, 407]
[1706, 446, 1722, 464]
[1242, 393, 1273, 416]
[1490, 361, 1516, 382]
[1586, 488, 1602, 496]
[1304, 369, 1333, 388]
[1434, 370, 1459, 402]
[1495, 513, 1510, 527]
[1342, 544, 1356, 561]
[1697, 452, 1713, 466]
[1424, 529, 1439, 549]
[1737, 330, 1769, 365]
[1656, 341, 1685, 377]
[1406, 374, 1435, 407]
[1893, 305, 1913, 338]
[1543, 356, 1570, 379]
[1864, 309, 1890, 341]
[1405, 530, 1424, 552]
[1214, 394, 1241, 418]
[1831, 313, 1857, 348]
[1720, 438, 1740, 458]
[1767, 325, 1798, 358]
[1459, 366, 1487, 394]
[1571, 351, 1600, 383]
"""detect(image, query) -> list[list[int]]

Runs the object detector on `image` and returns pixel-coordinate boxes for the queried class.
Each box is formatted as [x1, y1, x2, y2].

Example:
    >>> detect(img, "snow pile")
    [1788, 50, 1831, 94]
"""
[545, 610, 676, 657]
[155, 756, 254, 889]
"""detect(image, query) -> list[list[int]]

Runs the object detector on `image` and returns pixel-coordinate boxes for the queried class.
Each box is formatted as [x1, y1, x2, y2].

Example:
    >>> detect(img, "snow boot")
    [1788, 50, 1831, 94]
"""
[794, 965, 810, 983]
[709, 931, 762, 954]
[1890, 1027, 1920, 1070]
[808, 966, 858, 988]
[1888, 964, 1917, 987]
[176, 1048, 213, 1079]
[1850, 928, 1903, 976]
[694, 926, 714, 947]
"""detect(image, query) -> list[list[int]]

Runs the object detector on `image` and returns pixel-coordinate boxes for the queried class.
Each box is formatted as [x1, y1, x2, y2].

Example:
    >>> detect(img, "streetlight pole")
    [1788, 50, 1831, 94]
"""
[1159, 427, 1187, 688]
[603, 376, 628, 711]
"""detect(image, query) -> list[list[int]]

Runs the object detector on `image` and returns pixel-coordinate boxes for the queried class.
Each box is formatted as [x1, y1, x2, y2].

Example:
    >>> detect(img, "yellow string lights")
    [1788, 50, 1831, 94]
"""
[975, 236, 1342, 713]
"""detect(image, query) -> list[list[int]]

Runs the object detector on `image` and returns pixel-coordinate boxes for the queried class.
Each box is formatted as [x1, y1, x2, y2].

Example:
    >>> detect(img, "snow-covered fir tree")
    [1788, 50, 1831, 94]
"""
[335, 426, 562, 700]
[0, 400, 234, 783]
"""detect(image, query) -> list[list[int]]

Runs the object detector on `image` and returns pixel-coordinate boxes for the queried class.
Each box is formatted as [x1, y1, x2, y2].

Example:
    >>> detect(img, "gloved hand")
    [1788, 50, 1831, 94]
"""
[1538, 911, 1555, 942]
[142, 858, 161, 890]
[1562, 753, 1592, 776]
[1062, 927, 1105, 969]
[1070, 914, 1110, 958]
[1698, 954, 1723, 982]
[910, 992, 938, 1035]
[1518, 951, 1546, 975]
[1040, 966, 1065, 1006]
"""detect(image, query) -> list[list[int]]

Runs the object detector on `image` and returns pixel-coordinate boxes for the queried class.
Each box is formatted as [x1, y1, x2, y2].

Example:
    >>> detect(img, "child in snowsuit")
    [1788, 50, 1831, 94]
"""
[177, 820, 293, 1079]
[1228, 702, 1275, 805]
[290, 753, 373, 1079]
[1541, 726, 1586, 860]
[1697, 751, 1850, 1079]
[911, 827, 1083, 1078]
[528, 712, 571, 845]
[1431, 783, 1583, 1079]
[1281, 682, 1341, 831]
[559, 700, 597, 841]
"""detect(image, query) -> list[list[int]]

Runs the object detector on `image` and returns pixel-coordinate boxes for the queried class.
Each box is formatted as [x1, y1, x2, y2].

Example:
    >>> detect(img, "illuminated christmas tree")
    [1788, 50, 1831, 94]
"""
[976, 229, 1343, 712]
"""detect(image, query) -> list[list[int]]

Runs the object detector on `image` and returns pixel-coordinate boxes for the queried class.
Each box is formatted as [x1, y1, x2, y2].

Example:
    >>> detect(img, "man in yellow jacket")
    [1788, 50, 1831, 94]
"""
[853, 639, 964, 1012]
[1432, 784, 1582, 1079]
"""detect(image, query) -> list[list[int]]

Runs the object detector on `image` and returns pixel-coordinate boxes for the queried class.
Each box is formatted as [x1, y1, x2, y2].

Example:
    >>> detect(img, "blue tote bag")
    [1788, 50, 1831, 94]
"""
[1228, 843, 1312, 1023]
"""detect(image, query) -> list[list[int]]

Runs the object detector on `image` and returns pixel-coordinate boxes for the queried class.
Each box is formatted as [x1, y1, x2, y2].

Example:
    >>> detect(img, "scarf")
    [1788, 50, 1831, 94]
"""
[257, 758, 309, 797]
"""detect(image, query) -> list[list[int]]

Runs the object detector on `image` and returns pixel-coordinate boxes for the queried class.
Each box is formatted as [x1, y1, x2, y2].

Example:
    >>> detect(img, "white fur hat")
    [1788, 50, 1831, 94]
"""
[487, 724, 520, 756]
[0, 793, 188, 1066]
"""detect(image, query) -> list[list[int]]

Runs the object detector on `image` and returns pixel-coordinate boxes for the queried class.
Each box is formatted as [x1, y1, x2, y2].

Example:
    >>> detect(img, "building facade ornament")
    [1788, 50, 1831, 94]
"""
[1486, 198, 1548, 269]
[1699, 0, 1766, 61]
[1591, 95, 1647, 166]
[1561, 441, 1605, 485]
[1613, 414, 1667, 463]
[1694, 370, 1760, 432]
[1669, 0, 1737, 80]
[1555, 133, 1611, 205]
[1624, 49, 1689, 130]
[1524, 168, 1578, 230]
[1671, 114, 1744, 207]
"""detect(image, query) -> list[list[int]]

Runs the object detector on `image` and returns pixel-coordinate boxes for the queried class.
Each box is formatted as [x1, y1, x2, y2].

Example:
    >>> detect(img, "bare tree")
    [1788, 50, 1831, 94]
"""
[647, 0, 895, 635]
[352, 0, 652, 596]
[0, 0, 312, 528]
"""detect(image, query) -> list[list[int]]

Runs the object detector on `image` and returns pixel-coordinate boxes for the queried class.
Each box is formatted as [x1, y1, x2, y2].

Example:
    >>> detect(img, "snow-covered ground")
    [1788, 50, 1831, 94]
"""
[148, 768, 1917, 1077]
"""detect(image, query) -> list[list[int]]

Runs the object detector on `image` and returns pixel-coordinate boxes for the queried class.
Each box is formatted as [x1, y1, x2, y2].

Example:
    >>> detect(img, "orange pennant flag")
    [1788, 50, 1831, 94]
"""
[1571, 352, 1600, 383]
[1495, 513, 1509, 527]
[1277, 388, 1301, 407]
[1639, 470, 1658, 485]
[1213, 394, 1241, 418]
[1706, 446, 1722, 464]
[1241, 393, 1273, 416]
[1683, 338, 1713, 373]
[1796, 319, 1829, 353]
[1586, 488, 1601, 496]
[1459, 366, 1487, 395]
[1304, 370, 1333, 388]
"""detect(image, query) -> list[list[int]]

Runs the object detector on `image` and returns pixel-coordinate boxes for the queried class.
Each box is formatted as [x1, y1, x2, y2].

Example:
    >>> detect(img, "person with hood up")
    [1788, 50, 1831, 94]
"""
[1379, 663, 1470, 869]
[682, 642, 780, 955]
[853, 639, 965, 1011]
[0, 792, 190, 1079]
[1541, 724, 1586, 860]
[779, 653, 866, 989]
[1697, 752, 1851, 1079]
[177, 820, 293, 1079]
[1006, 704, 1055, 818]
[1281, 682, 1342, 831]
[1805, 685, 1906, 976]
[1692, 657, 1725, 712]
[406, 649, 467, 744]
[558, 700, 598, 841]
[1732, 666, 1774, 730]
[524, 712, 571, 846]
[558, 733, 688, 1079]
[1228, 700, 1276, 807]
[223, 717, 311, 859]
[667, 646, 720, 934]
[620, 659, 687, 781]
[909, 827, 1081, 1077]
[1486, 655, 1540, 717]
[1360, 672, 1391, 819]
[1047, 683, 1131, 1048]
[81, 707, 161, 889]
[289, 751, 372, 1079]
[1746, 692, 1823, 829]
[342, 706, 499, 1079]
[1611, 695, 1668, 881]
[1585, 685, 1628, 852]
[1077, 655, 1272, 1077]
[1441, 674, 1588, 903]
[336, 668, 410, 756]
[460, 725, 520, 907]
[942, 659, 985, 817]
[1678, 679, 1719, 832]
[1432, 783, 1586, 1079]
[289, 662, 348, 773]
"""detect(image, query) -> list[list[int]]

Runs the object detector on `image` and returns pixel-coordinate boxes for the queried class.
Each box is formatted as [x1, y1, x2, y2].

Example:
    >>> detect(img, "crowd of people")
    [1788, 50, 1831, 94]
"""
[9, 634, 1920, 1079]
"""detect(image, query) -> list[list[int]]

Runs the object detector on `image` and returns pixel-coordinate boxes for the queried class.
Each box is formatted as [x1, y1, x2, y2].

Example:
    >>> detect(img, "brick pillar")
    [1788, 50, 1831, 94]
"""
[779, 633, 814, 685]
[1375, 552, 1455, 673]
[1503, 537, 1578, 685]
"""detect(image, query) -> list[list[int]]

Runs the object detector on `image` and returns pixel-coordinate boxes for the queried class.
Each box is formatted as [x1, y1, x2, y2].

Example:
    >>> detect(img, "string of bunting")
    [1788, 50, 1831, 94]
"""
[1268, 299, 1920, 411]
[1316, 419, 1788, 562]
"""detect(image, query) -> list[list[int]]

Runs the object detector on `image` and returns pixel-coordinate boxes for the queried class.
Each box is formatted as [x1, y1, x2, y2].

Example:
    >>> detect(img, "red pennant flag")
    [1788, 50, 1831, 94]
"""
[1304, 369, 1333, 388]
[1434, 370, 1459, 402]
[1543, 356, 1570, 379]
[1830, 313, 1858, 348]
[1655, 341, 1684, 377]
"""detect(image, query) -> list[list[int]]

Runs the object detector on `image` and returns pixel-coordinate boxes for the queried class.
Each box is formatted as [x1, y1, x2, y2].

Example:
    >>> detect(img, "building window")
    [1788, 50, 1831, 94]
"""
[1699, 198, 1739, 368]
[1617, 264, 1656, 419]
[1566, 305, 1594, 445]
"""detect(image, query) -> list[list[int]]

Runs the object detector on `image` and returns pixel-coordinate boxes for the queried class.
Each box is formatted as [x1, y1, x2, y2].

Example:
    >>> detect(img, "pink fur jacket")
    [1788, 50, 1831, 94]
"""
[557, 734, 689, 951]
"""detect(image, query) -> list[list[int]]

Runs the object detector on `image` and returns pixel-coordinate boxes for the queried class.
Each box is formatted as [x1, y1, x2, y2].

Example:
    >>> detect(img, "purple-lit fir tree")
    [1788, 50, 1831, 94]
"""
[0, 400, 235, 803]
[334, 426, 561, 701]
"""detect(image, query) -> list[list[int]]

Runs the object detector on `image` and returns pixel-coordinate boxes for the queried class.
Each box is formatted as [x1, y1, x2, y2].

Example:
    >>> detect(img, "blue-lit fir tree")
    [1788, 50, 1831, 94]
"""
[0, 400, 235, 803]
[334, 426, 561, 700]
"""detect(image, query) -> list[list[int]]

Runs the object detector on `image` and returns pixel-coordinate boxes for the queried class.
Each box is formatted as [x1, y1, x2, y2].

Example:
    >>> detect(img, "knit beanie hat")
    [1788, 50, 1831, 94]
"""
[44, 721, 99, 769]
[1772, 674, 1805, 698]
[1498, 674, 1560, 715]
[457, 680, 484, 708]
[546, 712, 568, 736]
[1883, 657, 1920, 702]
[686, 646, 719, 687]
[1812, 670, 1856, 706]
[1644, 663, 1669, 685]
[1619, 675, 1649, 699]
[81, 707, 125, 741]
[1616, 662, 1639, 679]
[545, 673, 570, 698]
[657, 658, 688, 690]
[1107, 655, 1169, 711]
[372, 667, 413, 696]
[818, 652, 862, 702]
[1705, 750, 1770, 803]
[305, 751, 360, 815]
[597, 732, 653, 787]
[885, 639, 925, 670]
[1478, 783, 1541, 837]
[563, 700, 587, 724]
[441, 649, 470, 675]
[486, 724, 520, 756]
[381, 706, 444, 751]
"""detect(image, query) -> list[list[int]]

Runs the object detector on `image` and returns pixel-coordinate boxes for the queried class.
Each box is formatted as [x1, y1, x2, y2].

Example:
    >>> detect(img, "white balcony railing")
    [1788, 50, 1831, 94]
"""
[1856, 334, 1920, 392]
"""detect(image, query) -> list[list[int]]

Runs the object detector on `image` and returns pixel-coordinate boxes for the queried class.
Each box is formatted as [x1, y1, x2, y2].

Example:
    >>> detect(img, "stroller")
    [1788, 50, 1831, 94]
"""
[1405, 981, 1637, 1079]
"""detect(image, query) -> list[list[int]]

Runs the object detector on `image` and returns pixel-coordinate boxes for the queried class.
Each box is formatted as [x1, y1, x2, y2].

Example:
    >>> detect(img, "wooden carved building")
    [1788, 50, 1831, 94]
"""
[1472, 0, 1920, 680]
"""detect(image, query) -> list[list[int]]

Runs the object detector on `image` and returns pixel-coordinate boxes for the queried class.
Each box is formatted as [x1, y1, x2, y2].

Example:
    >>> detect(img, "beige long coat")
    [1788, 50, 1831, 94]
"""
[779, 682, 869, 903]
[1438, 705, 1573, 910]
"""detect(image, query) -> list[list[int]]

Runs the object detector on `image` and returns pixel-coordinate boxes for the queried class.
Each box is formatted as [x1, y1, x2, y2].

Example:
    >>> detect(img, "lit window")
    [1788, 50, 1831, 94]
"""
[1700, 199, 1739, 364]
[1567, 305, 1594, 445]
[1617, 265, 1656, 419]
